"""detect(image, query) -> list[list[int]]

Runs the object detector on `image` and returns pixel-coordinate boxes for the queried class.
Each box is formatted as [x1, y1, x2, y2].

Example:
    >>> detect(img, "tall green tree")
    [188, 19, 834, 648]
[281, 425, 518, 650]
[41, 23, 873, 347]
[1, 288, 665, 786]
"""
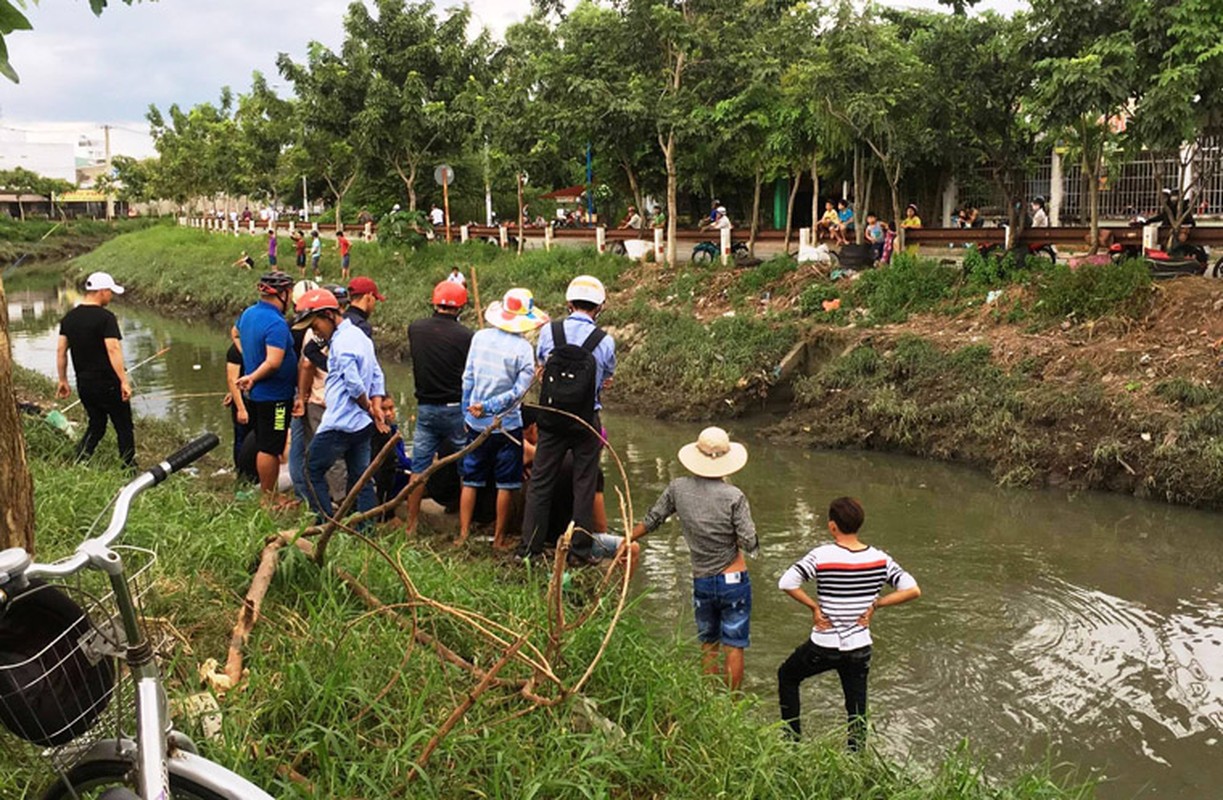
[277, 39, 371, 225]
[348, 0, 491, 212]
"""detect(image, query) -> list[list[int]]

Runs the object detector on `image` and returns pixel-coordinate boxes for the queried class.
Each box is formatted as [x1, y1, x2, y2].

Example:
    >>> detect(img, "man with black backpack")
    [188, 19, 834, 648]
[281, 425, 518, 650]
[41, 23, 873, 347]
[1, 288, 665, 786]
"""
[520, 275, 616, 564]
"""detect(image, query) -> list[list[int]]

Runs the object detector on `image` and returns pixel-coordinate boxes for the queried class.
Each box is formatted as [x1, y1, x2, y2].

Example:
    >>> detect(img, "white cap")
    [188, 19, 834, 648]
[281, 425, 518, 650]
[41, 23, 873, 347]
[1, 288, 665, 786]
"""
[566, 274, 606, 305]
[84, 272, 124, 294]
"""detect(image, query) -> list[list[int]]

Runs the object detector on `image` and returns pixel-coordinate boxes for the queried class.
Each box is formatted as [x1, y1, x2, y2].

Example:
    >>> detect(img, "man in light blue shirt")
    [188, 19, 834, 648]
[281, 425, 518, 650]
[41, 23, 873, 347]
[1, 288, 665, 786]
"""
[522, 275, 616, 564]
[457, 287, 549, 548]
[293, 287, 389, 521]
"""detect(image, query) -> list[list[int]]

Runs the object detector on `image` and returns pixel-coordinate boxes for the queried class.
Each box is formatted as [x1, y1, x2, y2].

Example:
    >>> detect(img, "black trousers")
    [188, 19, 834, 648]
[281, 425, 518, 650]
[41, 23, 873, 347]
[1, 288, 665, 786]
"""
[778, 640, 872, 750]
[521, 416, 602, 557]
[76, 381, 136, 469]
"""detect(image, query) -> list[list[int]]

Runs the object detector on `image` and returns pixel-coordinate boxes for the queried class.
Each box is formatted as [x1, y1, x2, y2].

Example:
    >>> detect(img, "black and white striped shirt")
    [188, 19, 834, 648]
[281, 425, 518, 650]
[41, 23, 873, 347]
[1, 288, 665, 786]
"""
[778, 543, 916, 650]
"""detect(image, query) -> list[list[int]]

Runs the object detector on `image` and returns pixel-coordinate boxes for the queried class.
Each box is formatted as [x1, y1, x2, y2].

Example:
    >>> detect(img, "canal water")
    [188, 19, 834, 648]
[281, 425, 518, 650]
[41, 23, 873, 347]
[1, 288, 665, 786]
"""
[9, 279, 1222, 798]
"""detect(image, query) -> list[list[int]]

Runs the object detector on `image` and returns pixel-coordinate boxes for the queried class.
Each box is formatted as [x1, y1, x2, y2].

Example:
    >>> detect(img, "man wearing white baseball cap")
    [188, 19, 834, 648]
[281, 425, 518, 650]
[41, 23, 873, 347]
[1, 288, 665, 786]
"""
[56, 272, 135, 468]
[521, 274, 616, 565]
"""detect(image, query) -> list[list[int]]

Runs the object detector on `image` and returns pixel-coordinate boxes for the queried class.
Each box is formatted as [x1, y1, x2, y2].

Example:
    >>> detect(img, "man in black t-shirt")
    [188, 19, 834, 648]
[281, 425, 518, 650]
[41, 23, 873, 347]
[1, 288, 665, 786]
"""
[404, 280, 473, 534]
[56, 271, 135, 468]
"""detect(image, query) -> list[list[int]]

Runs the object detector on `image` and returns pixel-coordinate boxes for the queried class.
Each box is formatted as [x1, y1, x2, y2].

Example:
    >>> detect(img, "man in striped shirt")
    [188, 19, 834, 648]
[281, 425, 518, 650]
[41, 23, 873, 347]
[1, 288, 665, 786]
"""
[776, 497, 921, 750]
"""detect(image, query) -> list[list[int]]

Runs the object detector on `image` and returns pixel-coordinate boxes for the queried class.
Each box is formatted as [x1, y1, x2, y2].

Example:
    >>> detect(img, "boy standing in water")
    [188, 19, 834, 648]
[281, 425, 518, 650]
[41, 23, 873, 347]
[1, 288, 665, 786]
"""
[776, 497, 921, 750]
[629, 427, 758, 690]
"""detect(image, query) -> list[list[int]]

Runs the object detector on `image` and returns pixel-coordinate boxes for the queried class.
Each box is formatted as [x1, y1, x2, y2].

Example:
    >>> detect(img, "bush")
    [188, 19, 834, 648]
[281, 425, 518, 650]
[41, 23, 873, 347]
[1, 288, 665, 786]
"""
[798, 283, 842, 317]
[1156, 378, 1219, 408]
[1031, 258, 1153, 321]
[848, 254, 956, 323]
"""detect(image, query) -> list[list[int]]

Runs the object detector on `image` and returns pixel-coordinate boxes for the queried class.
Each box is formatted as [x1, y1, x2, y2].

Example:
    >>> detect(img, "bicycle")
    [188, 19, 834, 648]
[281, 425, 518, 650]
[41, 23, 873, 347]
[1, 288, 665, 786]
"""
[0, 433, 274, 800]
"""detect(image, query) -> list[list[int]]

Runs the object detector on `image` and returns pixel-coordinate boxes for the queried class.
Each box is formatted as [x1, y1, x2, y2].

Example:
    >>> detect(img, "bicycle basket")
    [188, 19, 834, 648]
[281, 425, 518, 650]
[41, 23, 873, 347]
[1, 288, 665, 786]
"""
[0, 579, 115, 747]
[0, 546, 157, 762]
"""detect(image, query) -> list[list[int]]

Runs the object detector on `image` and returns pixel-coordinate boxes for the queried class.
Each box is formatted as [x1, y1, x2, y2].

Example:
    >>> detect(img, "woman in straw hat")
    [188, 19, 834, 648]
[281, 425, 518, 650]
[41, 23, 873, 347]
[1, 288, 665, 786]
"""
[628, 427, 759, 690]
[456, 288, 549, 548]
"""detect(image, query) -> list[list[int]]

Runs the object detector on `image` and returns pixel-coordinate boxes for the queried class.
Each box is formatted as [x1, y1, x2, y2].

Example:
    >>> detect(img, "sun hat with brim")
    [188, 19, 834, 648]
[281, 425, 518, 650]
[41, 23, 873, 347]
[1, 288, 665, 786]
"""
[485, 288, 549, 333]
[677, 426, 748, 478]
[84, 272, 124, 294]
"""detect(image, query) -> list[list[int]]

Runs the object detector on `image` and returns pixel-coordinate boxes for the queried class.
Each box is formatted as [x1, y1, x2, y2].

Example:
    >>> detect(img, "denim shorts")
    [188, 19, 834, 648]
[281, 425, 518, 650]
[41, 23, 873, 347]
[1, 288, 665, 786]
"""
[692, 571, 751, 648]
[459, 427, 524, 490]
[589, 533, 623, 560]
[411, 404, 465, 472]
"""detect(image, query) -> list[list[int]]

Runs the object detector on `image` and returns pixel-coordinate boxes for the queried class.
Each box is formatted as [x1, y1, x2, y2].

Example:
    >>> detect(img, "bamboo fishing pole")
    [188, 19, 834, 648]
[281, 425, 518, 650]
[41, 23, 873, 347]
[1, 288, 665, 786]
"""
[470, 265, 485, 328]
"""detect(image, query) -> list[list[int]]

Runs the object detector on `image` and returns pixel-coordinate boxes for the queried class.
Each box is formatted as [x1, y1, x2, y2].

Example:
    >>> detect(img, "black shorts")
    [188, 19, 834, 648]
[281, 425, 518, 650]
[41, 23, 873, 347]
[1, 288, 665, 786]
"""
[249, 398, 291, 456]
[296, 252, 306, 267]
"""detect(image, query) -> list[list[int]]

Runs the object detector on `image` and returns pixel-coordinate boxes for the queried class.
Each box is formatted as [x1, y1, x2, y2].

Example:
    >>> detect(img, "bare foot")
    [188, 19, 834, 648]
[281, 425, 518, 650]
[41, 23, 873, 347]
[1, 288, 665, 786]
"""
[452, 534, 469, 548]
[492, 537, 515, 551]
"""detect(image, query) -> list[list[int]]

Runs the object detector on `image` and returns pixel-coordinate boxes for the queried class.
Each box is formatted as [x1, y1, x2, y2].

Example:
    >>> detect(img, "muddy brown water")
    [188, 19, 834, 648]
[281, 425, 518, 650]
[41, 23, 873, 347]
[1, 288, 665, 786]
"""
[9, 282, 1223, 798]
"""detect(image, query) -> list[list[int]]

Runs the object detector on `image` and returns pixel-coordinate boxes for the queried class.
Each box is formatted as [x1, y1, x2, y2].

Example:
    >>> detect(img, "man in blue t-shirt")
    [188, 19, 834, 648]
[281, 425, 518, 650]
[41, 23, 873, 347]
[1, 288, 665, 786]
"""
[233, 271, 298, 503]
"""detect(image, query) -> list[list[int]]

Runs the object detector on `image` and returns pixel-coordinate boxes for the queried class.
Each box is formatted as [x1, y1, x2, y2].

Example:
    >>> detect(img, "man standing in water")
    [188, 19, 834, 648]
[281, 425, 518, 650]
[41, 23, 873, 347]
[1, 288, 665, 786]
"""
[55, 271, 135, 469]
[628, 426, 758, 690]
[776, 497, 921, 750]
[233, 271, 298, 507]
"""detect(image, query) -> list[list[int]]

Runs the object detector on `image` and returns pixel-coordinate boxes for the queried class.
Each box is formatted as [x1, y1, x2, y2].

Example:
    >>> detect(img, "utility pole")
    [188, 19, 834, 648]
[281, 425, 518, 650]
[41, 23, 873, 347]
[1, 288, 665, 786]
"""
[103, 124, 113, 222]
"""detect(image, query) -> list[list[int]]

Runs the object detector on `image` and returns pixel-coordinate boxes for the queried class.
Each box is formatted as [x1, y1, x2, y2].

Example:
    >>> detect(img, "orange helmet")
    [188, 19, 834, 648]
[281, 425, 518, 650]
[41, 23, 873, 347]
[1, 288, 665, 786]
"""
[432, 280, 468, 309]
[291, 288, 340, 330]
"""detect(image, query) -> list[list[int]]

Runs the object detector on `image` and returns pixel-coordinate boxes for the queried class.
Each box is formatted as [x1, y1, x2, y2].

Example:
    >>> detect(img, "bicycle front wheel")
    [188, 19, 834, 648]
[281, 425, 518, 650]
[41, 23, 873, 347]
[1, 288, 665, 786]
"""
[41, 759, 233, 800]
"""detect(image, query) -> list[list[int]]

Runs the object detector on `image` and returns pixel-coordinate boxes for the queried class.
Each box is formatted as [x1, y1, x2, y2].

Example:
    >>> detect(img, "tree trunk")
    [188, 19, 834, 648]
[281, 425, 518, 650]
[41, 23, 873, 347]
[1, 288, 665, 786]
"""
[783, 166, 801, 254]
[516, 171, 525, 256]
[0, 277, 36, 553]
[1087, 150, 1101, 255]
[17, 199, 24, 222]
[810, 152, 820, 236]
[407, 162, 418, 213]
[622, 160, 644, 226]
[749, 166, 762, 257]
[661, 132, 678, 267]
[891, 177, 905, 253]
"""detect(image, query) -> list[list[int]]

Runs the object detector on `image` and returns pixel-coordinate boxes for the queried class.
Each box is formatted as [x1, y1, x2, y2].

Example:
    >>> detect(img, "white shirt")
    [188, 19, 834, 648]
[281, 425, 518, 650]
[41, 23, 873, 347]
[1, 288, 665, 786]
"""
[1031, 208, 1049, 228]
[715, 215, 733, 230]
[430, 208, 445, 226]
[447, 271, 466, 286]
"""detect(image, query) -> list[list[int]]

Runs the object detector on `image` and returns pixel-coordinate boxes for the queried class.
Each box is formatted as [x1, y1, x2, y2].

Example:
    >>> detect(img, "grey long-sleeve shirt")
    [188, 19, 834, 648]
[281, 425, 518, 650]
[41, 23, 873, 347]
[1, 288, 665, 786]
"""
[640, 476, 759, 578]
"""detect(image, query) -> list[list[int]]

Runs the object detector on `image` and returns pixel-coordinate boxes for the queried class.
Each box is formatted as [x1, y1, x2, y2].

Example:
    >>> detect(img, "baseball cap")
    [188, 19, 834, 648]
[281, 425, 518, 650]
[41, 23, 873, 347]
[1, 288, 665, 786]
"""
[84, 272, 124, 294]
[347, 277, 385, 301]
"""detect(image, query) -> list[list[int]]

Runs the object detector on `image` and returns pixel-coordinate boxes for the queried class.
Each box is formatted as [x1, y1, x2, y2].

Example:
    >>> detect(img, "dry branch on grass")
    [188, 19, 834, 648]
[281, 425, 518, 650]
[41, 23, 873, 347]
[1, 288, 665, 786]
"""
[203, 391, 638, 774]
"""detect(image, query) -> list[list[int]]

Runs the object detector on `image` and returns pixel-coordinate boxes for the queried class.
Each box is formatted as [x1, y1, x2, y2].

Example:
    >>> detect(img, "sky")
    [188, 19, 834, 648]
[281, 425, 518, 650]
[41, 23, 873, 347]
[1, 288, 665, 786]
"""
[0, 0, 1024, 160]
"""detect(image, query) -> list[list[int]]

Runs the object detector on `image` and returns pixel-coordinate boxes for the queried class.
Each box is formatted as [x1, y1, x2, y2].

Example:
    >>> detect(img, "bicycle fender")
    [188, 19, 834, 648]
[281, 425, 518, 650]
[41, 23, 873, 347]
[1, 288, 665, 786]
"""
[67, 739, 275, 799]
[167, 750, 275, 799]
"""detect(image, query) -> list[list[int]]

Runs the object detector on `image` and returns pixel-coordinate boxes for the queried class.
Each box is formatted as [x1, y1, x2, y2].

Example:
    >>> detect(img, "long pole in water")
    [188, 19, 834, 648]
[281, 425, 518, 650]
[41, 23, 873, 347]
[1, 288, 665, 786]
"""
[470, 267, 484, 328]
[60, 345, 172, 413]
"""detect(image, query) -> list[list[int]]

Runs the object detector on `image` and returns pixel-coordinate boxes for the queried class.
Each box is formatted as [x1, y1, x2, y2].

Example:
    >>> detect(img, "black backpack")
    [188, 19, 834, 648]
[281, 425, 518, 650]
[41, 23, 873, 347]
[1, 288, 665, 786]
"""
[538, 321, 606, 433]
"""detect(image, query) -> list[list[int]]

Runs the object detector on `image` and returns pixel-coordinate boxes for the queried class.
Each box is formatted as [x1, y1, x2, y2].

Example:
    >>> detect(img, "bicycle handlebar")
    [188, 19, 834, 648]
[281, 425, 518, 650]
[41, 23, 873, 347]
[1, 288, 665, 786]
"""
[9, 433, 220, 585]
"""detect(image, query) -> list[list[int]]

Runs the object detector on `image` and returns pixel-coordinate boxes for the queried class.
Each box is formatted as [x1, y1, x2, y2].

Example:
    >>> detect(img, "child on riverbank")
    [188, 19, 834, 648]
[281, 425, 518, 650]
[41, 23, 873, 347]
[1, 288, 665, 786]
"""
[776, 497, 921, 750]
[629, 427, 758, 690]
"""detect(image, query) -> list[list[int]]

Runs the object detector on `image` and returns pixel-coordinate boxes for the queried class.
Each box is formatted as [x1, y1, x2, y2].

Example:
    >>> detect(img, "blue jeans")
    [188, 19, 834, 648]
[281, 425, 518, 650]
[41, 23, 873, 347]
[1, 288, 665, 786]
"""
[411, 404, 465, 474]
[307, 424, 375, 521]
[692, 571, 752, 648]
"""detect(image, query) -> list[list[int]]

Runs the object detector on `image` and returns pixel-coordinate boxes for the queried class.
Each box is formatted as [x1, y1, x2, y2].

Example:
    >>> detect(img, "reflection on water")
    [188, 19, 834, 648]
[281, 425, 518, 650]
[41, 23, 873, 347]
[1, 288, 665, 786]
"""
[10, 283, 1223, 798]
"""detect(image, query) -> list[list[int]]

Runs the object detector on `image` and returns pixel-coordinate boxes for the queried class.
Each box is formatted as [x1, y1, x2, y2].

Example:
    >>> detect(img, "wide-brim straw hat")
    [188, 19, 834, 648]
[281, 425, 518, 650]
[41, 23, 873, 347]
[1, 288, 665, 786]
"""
[486, 287, 549, 333]
[677, 426, 748, 478]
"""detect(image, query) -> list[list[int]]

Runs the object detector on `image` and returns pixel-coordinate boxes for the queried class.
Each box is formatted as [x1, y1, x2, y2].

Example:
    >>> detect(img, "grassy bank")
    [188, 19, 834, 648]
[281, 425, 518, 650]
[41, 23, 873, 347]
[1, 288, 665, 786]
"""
[777, 333, 1223, 507]
[2, 373, 1091, 798]
[68, 225, 799, 418]
[0, 217, 167, 266]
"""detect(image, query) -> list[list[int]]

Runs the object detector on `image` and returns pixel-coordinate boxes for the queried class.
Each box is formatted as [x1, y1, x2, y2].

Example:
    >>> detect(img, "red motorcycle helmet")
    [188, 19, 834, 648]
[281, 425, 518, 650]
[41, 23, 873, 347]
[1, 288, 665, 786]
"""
[432, 280, 468, 309]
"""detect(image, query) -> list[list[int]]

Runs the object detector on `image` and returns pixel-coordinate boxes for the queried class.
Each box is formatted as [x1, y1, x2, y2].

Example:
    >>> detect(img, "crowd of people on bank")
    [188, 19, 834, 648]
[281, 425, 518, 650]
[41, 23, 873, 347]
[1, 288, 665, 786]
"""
[54, 252, 922, 751]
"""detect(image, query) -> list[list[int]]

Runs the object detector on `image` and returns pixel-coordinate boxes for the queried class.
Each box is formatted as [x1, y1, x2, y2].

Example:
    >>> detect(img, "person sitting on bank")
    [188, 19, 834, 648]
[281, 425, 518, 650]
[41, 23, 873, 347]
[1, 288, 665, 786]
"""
[618, 205, 642, 231]
[818, 201, 844, 245]
[232, 251, 256, 270]
[627, 427, 758, 690]
[56, 271, 136, 470]
[776, 496, 921, 751]
[457, 288, 548, 548]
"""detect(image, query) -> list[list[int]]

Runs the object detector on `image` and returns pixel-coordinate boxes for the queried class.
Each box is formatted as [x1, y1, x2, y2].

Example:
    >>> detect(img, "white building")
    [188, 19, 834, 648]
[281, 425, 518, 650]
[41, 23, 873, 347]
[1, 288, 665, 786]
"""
[0, 128, 76, 183]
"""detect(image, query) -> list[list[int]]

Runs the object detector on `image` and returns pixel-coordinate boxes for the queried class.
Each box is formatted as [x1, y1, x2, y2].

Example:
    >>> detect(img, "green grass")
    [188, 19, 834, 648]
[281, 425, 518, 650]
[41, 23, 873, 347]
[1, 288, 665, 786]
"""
[0, 392, 1093, 798]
